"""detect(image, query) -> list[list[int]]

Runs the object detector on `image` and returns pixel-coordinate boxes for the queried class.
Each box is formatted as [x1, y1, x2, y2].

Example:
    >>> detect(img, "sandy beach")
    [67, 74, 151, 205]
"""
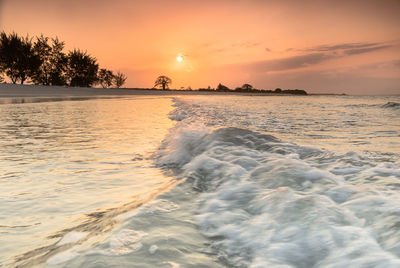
[0, 83, 251, 98]
[0, 84, 305, 105]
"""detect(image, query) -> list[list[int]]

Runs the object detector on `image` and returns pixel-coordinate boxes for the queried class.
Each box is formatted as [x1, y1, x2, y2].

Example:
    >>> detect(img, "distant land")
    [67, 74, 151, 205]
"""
[0, 83, 313, 98]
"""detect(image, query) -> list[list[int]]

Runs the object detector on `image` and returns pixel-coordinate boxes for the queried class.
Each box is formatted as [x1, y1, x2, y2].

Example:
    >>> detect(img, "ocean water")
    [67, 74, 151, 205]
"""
[1, 95, 400, 267]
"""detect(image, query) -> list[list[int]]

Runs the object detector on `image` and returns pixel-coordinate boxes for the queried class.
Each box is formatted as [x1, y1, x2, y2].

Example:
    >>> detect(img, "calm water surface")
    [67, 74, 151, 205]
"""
[0, 97, 176, 267]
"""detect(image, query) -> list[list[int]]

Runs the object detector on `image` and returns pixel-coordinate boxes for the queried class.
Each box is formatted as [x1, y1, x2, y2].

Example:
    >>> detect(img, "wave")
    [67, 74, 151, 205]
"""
[157, 98, 400, 267]
[382, 101, 400, 109]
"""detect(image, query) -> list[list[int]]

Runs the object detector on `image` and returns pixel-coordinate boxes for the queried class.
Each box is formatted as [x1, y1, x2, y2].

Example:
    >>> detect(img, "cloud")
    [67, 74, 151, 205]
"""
[301, 42, 381, 52]
[210, 48, 226, 53]
[356, 59, 400, 71]
[232, 41, 260, 48]
[243, 41, 394, 73]
[344, 45, 392, 55]
[297, 42, 392, 55]
[205, 41, 261, 54]
[265, 48, 271, 52]
[246, 53, 336, 72]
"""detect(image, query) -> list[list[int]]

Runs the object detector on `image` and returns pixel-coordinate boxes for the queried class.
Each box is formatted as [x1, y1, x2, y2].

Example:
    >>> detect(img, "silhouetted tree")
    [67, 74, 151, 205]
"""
[242, 83, 253, 91]
[0, 31, 41, 84]
[154, 75, 171, 90]
[274, 88, 282, 93]
[216, 83, 230, 92]
[66, 49, 99, 87]
[113, 71, 127, 88]
[32, 35, 68, 86]
[97, 68, 114, 88]
[283, 89, 307, 95]
[0, 66, 4, 83]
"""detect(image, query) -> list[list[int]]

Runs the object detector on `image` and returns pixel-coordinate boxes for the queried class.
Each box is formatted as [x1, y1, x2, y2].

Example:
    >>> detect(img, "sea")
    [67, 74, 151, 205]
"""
[0, 94, 399, 268]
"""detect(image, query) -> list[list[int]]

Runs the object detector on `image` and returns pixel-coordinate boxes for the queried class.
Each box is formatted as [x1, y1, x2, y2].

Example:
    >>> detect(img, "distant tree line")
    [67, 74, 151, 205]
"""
[0, 32, 127, 88]
[151, 76, 307, 95]
[199, 83, 307, 95]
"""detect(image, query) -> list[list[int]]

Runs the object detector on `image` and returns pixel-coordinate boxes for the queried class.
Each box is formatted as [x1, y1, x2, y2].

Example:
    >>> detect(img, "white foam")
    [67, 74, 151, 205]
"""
[164, 261, 180, 268]
[57, 231, 89, 246]
[149, 245, 158, 254]
[46, 246, 80, 265]
[156, 101, 400, 267]
[94, 229, 147, 256]
[155, 97, 400, 267]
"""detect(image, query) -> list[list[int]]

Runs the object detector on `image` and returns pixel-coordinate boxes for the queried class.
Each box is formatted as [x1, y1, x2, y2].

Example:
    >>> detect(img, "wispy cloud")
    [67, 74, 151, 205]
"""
[301, 42, 381, 52]
[204, 41, 261, 54]
[297, 42, 392, 55]
[245, 42, 393, 73]
[246, 53, 336, 72]
[345, 45, 391, 55]
[231, 41, 260, 48]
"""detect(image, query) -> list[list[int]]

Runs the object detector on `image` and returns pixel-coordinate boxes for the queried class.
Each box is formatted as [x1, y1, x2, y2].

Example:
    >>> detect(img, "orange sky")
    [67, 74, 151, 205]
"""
[1, 0, 400, 94]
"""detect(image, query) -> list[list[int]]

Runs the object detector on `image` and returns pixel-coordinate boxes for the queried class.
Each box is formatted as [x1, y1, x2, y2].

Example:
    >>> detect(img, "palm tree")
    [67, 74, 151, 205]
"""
[154, 75, 171, 90]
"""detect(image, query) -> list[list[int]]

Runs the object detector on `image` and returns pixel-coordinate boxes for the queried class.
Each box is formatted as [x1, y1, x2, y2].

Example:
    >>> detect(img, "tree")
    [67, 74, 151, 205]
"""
[216, 83, 230, 92]
[0, 65, 4, 83]
[32, 35, 68, 86]
[113, 71, 127, 88]
[154, 75, 171, 90]
[242, 83, 253, 91]
[98, 68, 114, 88]
[0, 31, 41, 84]
[66, 49, 99, 87]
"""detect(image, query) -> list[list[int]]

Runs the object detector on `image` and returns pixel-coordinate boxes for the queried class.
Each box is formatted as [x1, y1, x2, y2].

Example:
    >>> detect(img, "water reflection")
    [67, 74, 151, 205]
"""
[0, 97, 175, 266]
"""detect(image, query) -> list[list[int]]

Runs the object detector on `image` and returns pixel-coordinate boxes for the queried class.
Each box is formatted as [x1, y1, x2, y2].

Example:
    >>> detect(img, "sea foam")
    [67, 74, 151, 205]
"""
[156, 97, 400, 267]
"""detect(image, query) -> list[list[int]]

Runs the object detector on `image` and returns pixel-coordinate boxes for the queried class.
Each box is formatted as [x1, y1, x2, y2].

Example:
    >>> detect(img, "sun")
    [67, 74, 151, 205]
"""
[176, 54, 183, 62]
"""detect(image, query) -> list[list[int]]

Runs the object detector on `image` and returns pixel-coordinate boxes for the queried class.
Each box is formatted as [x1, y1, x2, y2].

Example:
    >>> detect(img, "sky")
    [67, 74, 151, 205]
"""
[1, 0, 400, 94]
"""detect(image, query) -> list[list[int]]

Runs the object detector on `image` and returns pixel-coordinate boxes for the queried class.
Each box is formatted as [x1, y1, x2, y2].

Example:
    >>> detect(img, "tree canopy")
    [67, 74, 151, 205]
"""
[98, 68, 114, 88]
[216, 83, 230, 92]
[66, 49, 99, 87]
[0, 32, 41, 84]
[32, 35, 67, 86]
[241, 83, 253, 91]
[154, 75, 172, 90]
[0, 31, 128, 88]
[114, 71, 127, 88]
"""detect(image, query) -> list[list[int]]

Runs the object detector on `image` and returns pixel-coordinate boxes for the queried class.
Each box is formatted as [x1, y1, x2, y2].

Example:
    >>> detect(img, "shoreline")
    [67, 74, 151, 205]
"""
[0, 83, 317, 99]
[2, 84, 398, 101]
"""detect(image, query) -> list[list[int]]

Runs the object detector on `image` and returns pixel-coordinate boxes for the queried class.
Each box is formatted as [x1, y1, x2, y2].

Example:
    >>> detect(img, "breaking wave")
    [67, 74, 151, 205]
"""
[382, 101, 400, 109]
[156, 98, 400, 268]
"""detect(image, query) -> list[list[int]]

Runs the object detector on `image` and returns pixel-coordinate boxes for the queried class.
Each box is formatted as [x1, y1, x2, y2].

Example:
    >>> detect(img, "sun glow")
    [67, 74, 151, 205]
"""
[176, 54, 183, 62]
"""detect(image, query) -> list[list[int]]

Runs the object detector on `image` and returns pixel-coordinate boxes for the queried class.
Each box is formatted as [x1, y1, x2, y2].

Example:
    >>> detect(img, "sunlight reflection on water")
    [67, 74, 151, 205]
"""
[0, 97, 175, 265]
